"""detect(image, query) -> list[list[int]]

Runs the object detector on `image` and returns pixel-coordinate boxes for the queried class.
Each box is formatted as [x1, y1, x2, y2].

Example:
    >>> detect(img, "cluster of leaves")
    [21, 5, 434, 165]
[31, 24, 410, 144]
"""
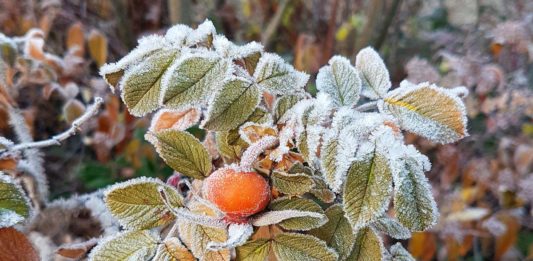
[89, 19, 469, 261]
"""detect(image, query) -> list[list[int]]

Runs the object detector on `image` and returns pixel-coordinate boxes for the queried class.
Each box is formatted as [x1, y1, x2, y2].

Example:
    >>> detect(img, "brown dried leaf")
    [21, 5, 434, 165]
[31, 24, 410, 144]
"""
[0, 227, 39, 261]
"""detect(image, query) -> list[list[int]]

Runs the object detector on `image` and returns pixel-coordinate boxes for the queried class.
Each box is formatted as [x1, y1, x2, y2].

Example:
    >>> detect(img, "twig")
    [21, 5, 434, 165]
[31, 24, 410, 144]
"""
[239, 136, 279, 171]
[0, 97, 103, 158]
[354, 101, 378, 111]
[261, 0, 289, 48]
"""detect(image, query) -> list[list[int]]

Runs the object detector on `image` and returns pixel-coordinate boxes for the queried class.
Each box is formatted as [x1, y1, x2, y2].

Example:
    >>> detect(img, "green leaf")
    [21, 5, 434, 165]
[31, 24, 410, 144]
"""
[269, 197, 326, 231]
[215, 131, 244, 162]
[154, 237, 195, 261]
[320, 135, 340, 191]
[89, 230, 159, 261]
[309, 205, 355, 260]
[355, 47, 391, 99]
[272, 233, 337, 261]
[162, 54, 231, 110]
[274, 95, 301, 123]
[272, 171, 315, 196]
[343, 152, 392, 230]
[104, 177, 183, 230]
[389, 243, 415, 261]
[178, 217, 229, 260]
[0, 175, 31, 228]
[316, 56, 361, 106]
[254, 53, 309, 95]
[394, 159, 438, 231]
[202, 77, 261, 131]
[246, 107, 271, 125]
[371, 216, 411, 239]
[235, 239, 270, 261]
[309, 176, 336, 203]
[152, 130, 212, 179]
[347, 227, 383, 261]
[121, 48, 179, 116]
[100, 35, 167, 89]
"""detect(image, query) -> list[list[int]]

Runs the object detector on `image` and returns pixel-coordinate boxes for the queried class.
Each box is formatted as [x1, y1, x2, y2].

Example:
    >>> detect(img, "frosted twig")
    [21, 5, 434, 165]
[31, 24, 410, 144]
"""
[239, 136, 279, 171]
[354, 101, 378, 111]
[0, 97, 103, 158]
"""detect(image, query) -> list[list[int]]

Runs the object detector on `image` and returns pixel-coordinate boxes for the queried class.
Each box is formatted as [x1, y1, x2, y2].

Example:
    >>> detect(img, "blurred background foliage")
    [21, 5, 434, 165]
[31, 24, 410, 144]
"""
[1, 0, 532, 260]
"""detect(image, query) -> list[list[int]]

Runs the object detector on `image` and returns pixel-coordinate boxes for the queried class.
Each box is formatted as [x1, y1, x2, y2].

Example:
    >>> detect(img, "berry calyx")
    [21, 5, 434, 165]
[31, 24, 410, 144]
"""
[202, 168, 271, 223]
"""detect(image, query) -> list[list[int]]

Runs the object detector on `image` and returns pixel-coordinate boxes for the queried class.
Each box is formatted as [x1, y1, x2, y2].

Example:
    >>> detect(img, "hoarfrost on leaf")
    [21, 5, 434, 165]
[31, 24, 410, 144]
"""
[0, 174, 32, 228]
[254, 53, 309, 94]
[161, 52, 233, 110]
[316, 55, 361, 106]
[185, 19, 217, 47]
[251, 209, 324, 227]
[380, 80, 468, 144]
[389, 242, 415, 261]
[88, 230, 159, 261]
[371, 216, 411, 239]
[272, 233, 338, 261]
[347, 227, 384, 261]
[355, 47, 391, 99]
[309, 205, 355, 260]
[269, 197, 327, 231]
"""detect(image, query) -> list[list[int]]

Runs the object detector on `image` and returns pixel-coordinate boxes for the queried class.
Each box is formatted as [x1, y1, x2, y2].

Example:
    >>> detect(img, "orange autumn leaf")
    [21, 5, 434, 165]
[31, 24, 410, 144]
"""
[88, 29, 108, 67]
[495, 214, 520, 260]
[66, 22, 85, 57]
[0, 228, 39, 261]
[409, 232, 437, 261]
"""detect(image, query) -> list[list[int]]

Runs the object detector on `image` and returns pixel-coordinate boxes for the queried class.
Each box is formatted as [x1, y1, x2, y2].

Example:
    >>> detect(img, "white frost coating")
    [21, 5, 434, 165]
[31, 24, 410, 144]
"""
[380, 80, 469, 144]
[253, 52, 310, 94]
[103, 176, 166, 198]
[165, 24, 193, 45]
[213, 35, 263, 59]
[99, 35, 169, 88]
[270, 123, 294, 162]
[239, 136, 279, 171]
[87, 230, 159, 261]
[0, 172, 33, 226]
[148, 107, 201, 134]
[159, 50, 234, 110]
[185, 19, 217, 46]
[173, 208, 227, 229]
[316, 55, 361, 107]
[355, 47, 391, 99]
[206, 223, 253, 251]
[238, 122, 277, 145]
[251, 209, 324, 227]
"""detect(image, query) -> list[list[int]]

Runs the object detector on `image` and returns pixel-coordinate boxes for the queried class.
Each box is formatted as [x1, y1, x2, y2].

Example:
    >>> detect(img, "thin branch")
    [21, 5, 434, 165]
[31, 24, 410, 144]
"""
[261, 0, 289, 48]
[239, 136, 279, 171]
[354, 101, 378, 111]
[0, 97, 103, 158]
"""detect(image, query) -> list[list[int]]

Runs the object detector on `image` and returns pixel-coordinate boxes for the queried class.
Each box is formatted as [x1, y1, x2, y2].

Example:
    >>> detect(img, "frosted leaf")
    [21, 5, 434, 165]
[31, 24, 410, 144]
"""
[269, 197, 327, 231]
[239, 135, 278, 171]
[0, 174, 32, 228]
[56, 238, 99, 260]
[446, 207, 489, 222]
[148, 107, 200, 135]
[235, 239, 271, 261]
[213, 35, 263, 62]
[103, 177, 183, 230]
[355, 47, 391, 99]
[482, 216, 507, 236]
[319, 131, 340, 192]
[272, 233, 338, 261]
[150, 129, 212, 179]
[380, 80, 468, 144]
[0, 136, 13, 148]
[393, 154, 438, 232]
[371, 216, 411, 239]
[206, 223, 253, 251]
[161, 52, 232, 110]
[309, 205, 355, 260]
[178, 202, 229, 260]
[173, 208, 226, 229]
[271, 171, 315, 196]
[214, 131, 244, 162]
[309, 176, 336, 203]
[100, 35, 169, 90]
[0, 227, 39, 261]
[254, 53, 309, 94]
[185, 19, 217, 47]
[238, 122, 277, 146]
[246, 106, 272, 125]
[119, 48, 179, 116]
[88, 230, 159, 261]
[201, 77, 261, 131]
[389, 243, 415, 261]
[165, 24, 193, 45]
[347, 227, 384, 261]
[251, 210, 324, 227]
[316, 55, 361, 106]
[154, 237, 195, 261]
[274, 95, 302, 123]
[343, 151, 393, 230]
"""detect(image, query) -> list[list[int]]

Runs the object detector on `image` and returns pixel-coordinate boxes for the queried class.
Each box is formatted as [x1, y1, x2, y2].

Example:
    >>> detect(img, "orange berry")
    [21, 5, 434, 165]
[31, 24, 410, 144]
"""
[202, 168, 270, 222]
